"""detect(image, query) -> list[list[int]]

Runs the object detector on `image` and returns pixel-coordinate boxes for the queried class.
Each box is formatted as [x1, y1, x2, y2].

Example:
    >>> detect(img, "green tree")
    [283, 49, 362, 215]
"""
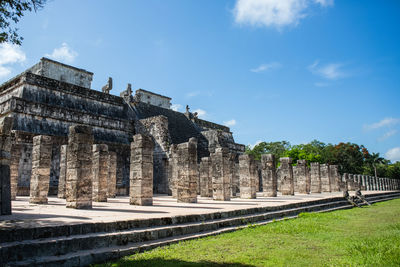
[365, 152, 385, 178]
[245, 141, 290, 161]
[1, 0, 46, 45]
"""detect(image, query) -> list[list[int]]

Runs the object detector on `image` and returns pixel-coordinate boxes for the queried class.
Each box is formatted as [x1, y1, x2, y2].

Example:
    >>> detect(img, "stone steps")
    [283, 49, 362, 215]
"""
[2, 191, 399, 267]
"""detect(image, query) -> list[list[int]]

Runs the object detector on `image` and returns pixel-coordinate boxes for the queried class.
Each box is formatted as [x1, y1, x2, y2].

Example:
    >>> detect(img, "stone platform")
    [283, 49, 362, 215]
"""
[0, 191, 394, 230]
[1, 191, 399, 266]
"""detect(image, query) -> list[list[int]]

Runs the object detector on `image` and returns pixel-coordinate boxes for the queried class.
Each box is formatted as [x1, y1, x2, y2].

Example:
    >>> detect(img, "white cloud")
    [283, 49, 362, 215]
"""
[171, 104, 182, 112]
[378, 130, 397, 142]
[193, 109, 206, 119]
[186, 91, 200, 98]
[223, 119, 237, 127]
[45, 43, 78, 64]
[364, 118, 400, 131]
[308, 60, 346, 80]
[233, 0, 333, 29]
[248, 140, 262, 149]
[250, 62, 281, 73]
[385, 147, 400, 163]
[0, 43, 26, 78]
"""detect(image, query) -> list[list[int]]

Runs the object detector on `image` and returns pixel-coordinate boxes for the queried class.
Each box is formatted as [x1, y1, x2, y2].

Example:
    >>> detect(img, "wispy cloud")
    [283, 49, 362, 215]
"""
[0, 43, 26, 78]
[248, 140, 262, 149]
[171, 104, 182, 112]
[385, 147, 400, 163]
[186, 91, 200, 98]
[364, 117, 400, 131]
[250, 62, 281, 73]
[314, 82, 330, 87]
[45, 43, 78, 64]
[233, 0, 334, 29]
[223, 119, 237, 127]
[193, 109, 206, 119]
[378, 130, 397, 142]
[308, 60, 347, 80]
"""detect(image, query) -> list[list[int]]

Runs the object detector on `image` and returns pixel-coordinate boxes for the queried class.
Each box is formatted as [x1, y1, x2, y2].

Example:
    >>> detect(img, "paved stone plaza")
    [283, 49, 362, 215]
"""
[0, 191, 390, 230]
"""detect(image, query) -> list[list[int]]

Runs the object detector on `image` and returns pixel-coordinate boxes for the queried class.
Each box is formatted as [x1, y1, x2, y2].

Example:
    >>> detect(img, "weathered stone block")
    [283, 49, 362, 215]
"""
[200, 157, 212, 197]
[10, 140, 21, 200]
[239, 154, 257, 199]
[30, 135, 52, 204]
[329, 165, 341, 192]
[320, 164, 331, 192]
[293, 159, 308, 194]
[92, 144, 109, 202]
[1, 117, 13, 215]
[261, 154, 277, 197]
[66, 125, 94, 209]
[108, 152, 117, 198]
[57, 145, 67, 198]
[130, 134, 154, 206]
[310, 162, 321, 193]
[279, 157, 294, 195]
[211, 147, 231, 201]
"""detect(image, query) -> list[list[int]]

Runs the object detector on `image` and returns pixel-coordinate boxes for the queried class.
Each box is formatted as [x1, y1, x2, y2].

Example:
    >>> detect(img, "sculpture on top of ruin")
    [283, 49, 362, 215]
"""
[120, 83, 133, 103]
[102, 77, 112, 94]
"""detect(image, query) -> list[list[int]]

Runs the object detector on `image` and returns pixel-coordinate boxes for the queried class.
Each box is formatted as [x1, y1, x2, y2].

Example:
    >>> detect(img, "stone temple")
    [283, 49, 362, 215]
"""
[0, 57, 245, 199]
[1, 58, 399, 266]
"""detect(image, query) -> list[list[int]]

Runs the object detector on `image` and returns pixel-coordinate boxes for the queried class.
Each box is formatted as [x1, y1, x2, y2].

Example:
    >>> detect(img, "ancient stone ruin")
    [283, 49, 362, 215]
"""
[0, 58, 398, 216]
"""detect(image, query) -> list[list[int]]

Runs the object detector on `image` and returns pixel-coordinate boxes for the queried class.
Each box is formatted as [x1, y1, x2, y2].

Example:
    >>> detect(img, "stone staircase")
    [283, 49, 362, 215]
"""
[1, 191, 399, 267]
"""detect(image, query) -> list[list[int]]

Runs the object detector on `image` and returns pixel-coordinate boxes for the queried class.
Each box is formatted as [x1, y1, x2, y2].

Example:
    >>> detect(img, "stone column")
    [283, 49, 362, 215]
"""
[108, 151, 117, 198]
[92, 144, 109, 202]
[361, 175, 367, 190]
[255, 160, 261, 192]
[177, 138, 198, 203]
[230, 154, 239, 197]
[261, 154, 277, 197]
[239, 154, 256, 199]
[310, 162, 321, 193]
[57, 145, 67, 198]
[66, 125, 94, 209]
[130, 134, 154, 206]
[10, 141, 21, 200]
[168, 144, 178, 198]
[200, 157, 211, 197]
[341, 173, 348, 191]
[293, 159, 308, 194]
[29, 135, 52, 204]
[279, 157, 294, 195]
[347, 174, 355, 191]
[211, 147, 231, 201]
[320, 164, 331, 192]
[329, 165, 341, 192]
[0, 118, 13, 215]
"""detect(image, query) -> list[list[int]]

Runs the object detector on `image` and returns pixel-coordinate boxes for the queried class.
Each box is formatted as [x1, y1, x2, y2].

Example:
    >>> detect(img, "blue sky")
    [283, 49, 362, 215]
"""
[0, 0, 399, 162]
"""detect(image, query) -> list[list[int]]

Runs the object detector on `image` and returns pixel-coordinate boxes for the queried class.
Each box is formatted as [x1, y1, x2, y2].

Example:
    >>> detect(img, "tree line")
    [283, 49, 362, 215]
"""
[245, 140, 400, 179]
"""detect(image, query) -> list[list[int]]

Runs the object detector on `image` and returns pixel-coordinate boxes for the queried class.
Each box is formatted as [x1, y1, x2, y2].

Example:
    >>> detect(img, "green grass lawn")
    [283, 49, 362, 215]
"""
[98, 199, 400, 267]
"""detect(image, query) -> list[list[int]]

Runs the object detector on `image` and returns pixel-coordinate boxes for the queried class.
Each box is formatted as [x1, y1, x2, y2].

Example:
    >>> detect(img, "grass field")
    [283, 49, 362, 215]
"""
[98, 198, 400, 267]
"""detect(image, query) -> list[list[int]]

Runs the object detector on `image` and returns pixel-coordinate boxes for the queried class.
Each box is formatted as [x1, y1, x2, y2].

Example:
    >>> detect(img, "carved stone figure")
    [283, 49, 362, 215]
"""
[102, 77, 112, 94]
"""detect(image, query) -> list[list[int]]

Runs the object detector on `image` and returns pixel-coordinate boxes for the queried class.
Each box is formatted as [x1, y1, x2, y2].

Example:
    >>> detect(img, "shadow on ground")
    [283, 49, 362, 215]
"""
[106, 258, 255, 267]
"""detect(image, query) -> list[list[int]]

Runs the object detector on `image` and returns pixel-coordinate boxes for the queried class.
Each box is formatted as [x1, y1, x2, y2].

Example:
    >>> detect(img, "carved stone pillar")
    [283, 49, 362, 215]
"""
[310, 162, 321, 193]
[239, 154, 256, 199]
[279, 157, 294, 195]
[320, 164, 331, 192]
[108, 151, 117, 198]
[177, 138, 197, 203]
[130, 134, 154, 206]
[261, 154, 277, 197]
[211, 147, 231, 201]
[200, 157, 211, 197]
[92, 144, 109, 202]
[294, 159, 308, 194]
[57, 145, 67, 198]
[29, 135, 52, 204]
[66, 125, 94, 209]
[0, 118, 13, 215]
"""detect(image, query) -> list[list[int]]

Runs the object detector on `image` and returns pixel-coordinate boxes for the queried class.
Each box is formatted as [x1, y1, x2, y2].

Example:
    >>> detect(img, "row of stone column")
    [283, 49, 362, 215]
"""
[343, 173, 398, 191]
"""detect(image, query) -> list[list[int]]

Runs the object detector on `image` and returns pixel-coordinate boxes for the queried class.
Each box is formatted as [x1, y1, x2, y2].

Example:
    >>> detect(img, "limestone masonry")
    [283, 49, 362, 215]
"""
[0, 58, 398, 214]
